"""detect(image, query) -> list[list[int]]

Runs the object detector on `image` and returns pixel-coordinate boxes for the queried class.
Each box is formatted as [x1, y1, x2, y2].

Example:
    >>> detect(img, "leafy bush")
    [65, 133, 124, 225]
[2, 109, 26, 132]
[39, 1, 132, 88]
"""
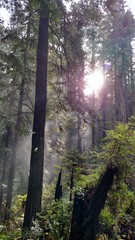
[39, 198, 72, 240]
[100, 206, 116, 231]
[102, 123, 135, 177]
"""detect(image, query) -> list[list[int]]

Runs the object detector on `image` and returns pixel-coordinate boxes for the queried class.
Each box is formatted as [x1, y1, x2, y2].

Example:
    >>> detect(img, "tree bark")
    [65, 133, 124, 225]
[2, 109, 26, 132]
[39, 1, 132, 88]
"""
[23, 0, 49, 232]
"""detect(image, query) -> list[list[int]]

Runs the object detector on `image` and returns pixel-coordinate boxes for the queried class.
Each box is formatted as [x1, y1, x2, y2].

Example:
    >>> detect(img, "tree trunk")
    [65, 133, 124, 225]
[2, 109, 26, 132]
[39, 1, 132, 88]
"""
[100, 51, 107, 139]
[4, 78, 25, 221]
[129, 39, 135, 116]
[91, 93, 96, 146]
[55, 170, 62, 201]
[100, 87, 107, 138]
[121, 44, 129, 122]
[70, 167, 74, 201]
[4, 18, 31, 220]
[70, 166, 117, 240]
[77, 115, 82, 153]
[114, 31, 126, 123]
[91, 29, 96, 147]
[23, 0, 49, 232]
[0, 125, 11, 219]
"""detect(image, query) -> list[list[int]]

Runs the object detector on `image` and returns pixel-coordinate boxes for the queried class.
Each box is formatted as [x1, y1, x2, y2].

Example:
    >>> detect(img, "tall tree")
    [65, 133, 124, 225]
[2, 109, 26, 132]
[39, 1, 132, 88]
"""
[23, 0, 49, 232]
[3, 7, 34, 220]
[0, 0, 36, 220]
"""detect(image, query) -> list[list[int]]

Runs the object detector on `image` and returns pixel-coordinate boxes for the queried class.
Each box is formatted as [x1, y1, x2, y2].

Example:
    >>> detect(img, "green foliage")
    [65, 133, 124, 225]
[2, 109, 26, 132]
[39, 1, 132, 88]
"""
[75, 168, 101, 191]
[97, 122, 135, 238]
[57, 148, 104, 200]
[0, 1, 135, 239]
[0, 223, 21, 240]
[96, 234, 108, 240]
[102, 122, 135, 178]
[0, 195, 25, 238]
[100, 206, 116, 232]
[99, 182, 135, 239]
[0, 194, 26, 239]
[61, 149, 85, 167]
[11, 194, 26, 219]
[76, 171, 97, 189]
[39, 199, 72, 240]
[57, 149, 86, 192]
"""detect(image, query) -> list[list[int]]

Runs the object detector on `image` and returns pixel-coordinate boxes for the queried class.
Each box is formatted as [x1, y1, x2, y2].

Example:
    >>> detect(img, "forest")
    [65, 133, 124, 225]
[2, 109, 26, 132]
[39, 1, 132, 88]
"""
[0, 0, 135, 239]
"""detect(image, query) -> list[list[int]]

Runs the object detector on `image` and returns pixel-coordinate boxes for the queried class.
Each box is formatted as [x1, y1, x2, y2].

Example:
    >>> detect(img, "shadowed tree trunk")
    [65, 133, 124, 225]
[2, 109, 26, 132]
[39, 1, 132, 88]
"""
[55, 169, 62, 201]
[100, 86, 107, 138]
[91, 93, 96, 146]
[70, 167, 74, 201]
[70, 166, 117, 240]
[77, 115, 82, 153]
[0, 125, 11, 219]
[22, 0, 49, 233]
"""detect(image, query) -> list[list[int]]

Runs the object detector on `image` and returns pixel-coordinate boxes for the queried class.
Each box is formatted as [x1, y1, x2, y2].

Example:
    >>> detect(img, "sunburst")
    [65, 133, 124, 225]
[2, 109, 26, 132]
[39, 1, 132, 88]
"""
[84, 71, 104, 96]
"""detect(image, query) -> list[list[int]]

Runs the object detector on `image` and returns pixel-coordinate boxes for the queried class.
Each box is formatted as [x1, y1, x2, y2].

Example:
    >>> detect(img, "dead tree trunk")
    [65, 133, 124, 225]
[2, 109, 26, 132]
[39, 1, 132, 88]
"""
[70, 166, 117, 240]
[55, 169, 62, 201]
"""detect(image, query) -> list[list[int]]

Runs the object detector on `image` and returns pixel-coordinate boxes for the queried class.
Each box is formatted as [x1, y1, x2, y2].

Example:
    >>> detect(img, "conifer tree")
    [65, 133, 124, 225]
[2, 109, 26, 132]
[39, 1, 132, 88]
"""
[23, 0, 49, 232]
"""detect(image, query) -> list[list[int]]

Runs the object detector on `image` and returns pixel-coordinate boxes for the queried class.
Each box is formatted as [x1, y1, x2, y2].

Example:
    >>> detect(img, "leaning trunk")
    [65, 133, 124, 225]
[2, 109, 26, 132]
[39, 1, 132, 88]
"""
[70, 166, 117, 240]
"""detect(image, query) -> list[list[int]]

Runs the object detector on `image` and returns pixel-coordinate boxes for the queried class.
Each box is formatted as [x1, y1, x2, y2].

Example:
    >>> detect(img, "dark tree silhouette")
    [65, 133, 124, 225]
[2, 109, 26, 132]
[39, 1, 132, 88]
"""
[70, 166, 118, 240]
[55, 169, 62, 201]
[23, 0, 49, 233]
